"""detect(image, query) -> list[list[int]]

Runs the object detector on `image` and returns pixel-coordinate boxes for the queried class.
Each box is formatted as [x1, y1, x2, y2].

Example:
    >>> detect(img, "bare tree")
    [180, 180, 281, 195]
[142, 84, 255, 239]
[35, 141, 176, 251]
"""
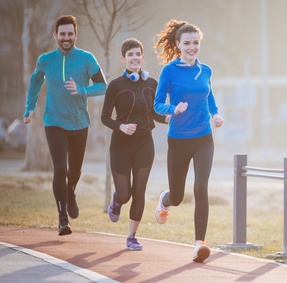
[22, 0, 66, 171]
[0, 0, 24, 120]
[74, 0, 152, 212]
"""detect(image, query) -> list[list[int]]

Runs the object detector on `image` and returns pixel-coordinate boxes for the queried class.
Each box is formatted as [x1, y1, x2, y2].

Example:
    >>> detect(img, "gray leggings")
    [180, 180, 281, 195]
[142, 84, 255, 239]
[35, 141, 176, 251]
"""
[163, 134, 214, 241]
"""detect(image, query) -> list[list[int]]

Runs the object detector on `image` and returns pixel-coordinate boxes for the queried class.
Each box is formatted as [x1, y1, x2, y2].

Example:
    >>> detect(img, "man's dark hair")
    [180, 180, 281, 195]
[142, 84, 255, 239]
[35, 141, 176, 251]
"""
[54, 15, 77, 34]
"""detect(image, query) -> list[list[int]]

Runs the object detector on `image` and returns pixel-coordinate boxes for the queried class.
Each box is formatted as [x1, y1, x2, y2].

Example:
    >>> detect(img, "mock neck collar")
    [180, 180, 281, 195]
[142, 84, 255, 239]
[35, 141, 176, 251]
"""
[57, 46, 77, 55]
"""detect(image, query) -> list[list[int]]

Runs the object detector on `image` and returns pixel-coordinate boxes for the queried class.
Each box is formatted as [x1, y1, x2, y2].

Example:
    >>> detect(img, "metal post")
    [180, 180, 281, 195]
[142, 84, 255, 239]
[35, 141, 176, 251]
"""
[234, 154, 247, 243]
[219, 154, 261, 251]
[272, 157, 287, 257]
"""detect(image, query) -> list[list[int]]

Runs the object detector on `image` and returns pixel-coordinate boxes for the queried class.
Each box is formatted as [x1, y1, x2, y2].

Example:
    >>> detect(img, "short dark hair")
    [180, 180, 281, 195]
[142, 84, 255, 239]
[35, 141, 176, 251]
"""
[54, 15, 77, 34]
[121, 38, 144, 57]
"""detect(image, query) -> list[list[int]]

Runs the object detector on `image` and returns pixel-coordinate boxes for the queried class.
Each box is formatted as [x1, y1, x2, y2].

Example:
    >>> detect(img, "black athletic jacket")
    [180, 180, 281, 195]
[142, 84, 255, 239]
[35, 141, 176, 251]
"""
[101, 73, 166, 137]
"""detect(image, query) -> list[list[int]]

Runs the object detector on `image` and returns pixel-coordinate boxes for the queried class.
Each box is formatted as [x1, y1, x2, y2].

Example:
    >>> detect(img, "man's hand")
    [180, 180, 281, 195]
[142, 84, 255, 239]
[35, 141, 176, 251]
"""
[65, 77, 78, 95]
[23, 110, 33, 124]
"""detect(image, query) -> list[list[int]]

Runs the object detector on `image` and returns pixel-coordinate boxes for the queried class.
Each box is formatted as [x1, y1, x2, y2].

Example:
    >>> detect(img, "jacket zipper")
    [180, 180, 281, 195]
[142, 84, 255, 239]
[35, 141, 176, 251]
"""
[62, 55, 66, 82]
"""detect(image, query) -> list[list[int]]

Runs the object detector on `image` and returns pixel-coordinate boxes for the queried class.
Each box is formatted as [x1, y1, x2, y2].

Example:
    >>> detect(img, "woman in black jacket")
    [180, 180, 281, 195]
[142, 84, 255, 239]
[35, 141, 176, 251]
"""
[101, 38, 169, 250]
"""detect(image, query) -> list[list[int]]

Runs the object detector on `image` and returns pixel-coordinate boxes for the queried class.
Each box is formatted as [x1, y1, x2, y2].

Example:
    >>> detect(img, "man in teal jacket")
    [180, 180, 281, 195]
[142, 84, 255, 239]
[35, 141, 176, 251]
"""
[23, 15, 107, 236]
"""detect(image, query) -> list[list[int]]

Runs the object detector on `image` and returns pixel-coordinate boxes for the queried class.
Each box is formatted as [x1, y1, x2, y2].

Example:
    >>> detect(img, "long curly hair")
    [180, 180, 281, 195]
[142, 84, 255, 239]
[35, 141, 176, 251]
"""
[153, 19, 203, 65]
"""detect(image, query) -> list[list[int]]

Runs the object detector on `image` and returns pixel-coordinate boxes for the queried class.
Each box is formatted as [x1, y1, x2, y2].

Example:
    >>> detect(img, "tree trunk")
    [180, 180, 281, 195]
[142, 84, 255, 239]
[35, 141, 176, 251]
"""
[22, 0, 63, 171]
[0, 0, 25, 121]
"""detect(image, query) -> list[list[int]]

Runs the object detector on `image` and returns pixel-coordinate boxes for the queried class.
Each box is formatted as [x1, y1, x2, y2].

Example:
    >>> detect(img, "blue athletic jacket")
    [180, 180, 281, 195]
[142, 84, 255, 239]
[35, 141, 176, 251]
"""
[24, 46, 106, 130]
[154, 58, 219, 138]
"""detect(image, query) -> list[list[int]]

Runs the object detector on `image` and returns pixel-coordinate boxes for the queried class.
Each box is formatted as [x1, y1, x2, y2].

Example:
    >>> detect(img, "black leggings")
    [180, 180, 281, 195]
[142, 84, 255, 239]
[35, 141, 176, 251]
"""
[45, 126, 88, 218]
[163, 134, 214, 241]
[110, 133, 154, 221]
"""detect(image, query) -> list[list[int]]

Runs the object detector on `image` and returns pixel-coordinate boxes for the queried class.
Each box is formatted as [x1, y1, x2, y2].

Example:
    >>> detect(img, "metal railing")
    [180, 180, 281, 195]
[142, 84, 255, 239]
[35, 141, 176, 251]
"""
[219, 154, 287, 257]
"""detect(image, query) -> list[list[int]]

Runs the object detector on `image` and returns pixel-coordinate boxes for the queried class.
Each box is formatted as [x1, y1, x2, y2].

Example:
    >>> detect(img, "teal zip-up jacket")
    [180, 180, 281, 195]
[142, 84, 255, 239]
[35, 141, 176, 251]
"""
[24, 46, 106, 130]
[154, 58, 219, 138]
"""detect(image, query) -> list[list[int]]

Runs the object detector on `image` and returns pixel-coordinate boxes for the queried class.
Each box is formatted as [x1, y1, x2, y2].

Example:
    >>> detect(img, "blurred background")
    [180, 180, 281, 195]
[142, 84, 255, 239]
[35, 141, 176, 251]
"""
[1, 0, 287, 170]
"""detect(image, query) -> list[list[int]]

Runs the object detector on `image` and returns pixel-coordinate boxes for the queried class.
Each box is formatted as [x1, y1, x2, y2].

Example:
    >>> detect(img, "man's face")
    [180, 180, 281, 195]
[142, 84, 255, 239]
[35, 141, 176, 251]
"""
[54, 24, 77, 52]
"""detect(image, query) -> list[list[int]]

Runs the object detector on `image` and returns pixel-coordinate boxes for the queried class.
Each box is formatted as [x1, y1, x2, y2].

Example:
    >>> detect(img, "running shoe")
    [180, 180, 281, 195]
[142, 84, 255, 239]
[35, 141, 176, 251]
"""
[193, 241, 210, 262]
[67, 192, 79, 219]
[155, 190, 170, 224]
[108, 197, 122, 222]
[126, 233, 143, 250]
[58, 216, 72, 236]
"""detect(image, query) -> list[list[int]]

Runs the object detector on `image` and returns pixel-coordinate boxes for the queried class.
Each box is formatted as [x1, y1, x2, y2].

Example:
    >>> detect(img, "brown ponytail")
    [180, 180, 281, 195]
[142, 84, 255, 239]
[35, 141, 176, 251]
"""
[154, 19, 203, 65]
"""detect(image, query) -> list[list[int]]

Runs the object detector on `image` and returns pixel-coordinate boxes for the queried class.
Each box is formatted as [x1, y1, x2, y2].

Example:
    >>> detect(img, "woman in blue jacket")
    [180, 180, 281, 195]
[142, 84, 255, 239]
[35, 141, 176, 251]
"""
[153, 19, 224, 262]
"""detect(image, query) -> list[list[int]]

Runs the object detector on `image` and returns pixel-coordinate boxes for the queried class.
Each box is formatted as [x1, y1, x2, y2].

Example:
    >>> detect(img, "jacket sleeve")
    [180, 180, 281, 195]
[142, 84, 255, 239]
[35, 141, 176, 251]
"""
[77, 54, 107, 97]
[151, 82, 167, 124]
[207, 80, 219, 117]
[101, 80, 121, 131]
[23, 57, 45, 117]
[154, 66, 176, 115]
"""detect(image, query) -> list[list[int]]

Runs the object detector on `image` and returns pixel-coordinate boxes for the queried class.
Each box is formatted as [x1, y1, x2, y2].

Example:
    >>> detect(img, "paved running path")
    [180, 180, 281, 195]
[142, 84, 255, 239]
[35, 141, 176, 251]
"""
[0, 225, 287, 283]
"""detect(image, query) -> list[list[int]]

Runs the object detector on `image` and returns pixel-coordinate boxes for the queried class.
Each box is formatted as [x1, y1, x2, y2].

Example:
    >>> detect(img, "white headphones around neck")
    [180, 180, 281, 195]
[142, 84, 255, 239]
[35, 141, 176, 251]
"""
[124, 70, 149, 82]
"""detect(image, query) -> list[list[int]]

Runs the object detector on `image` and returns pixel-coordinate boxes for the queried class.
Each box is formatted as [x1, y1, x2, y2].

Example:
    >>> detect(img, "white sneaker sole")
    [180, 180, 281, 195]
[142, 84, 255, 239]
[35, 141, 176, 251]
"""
[193, 246, 210, 262]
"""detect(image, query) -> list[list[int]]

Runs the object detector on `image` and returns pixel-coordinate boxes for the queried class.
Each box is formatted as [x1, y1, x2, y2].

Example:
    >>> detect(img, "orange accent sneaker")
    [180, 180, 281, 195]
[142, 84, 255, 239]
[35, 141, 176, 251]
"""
[155, 190, 170, 224]
[193, 241, 210, 263]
